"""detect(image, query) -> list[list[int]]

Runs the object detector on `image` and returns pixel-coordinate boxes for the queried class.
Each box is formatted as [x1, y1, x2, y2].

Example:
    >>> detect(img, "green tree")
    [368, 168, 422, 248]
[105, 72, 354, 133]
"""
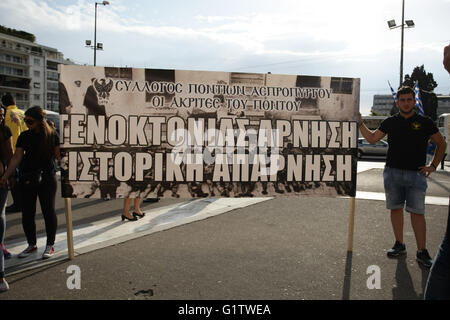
[370, 109, 381, 116]
[403, 65, 437, 91]
[402, 65, 438, 120]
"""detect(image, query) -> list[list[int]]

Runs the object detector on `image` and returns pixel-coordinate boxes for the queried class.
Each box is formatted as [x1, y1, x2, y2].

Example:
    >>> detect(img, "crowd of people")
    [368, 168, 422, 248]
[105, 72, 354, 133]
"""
[0, 95, 62, 292]
[0, 93, 157, 292]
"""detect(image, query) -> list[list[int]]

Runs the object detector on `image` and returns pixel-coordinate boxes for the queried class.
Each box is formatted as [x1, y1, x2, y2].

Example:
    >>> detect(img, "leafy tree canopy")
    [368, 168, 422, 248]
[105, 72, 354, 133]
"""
[403, 65, 437, 92]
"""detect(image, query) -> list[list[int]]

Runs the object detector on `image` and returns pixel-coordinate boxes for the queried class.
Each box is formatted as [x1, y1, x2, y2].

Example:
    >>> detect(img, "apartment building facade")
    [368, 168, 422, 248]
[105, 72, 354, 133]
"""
[371, 94, 394, 116]
[0, 32, 73, 112]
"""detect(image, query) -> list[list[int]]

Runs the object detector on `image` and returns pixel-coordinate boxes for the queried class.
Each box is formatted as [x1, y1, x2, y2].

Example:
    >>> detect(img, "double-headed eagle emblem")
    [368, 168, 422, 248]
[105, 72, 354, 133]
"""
[411, 122, 422, 130]
[94, 78, 113, 99]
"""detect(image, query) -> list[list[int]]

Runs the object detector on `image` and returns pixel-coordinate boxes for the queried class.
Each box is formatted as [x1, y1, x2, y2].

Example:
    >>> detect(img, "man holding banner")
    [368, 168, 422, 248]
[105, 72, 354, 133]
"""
[359, 86, 446, 268]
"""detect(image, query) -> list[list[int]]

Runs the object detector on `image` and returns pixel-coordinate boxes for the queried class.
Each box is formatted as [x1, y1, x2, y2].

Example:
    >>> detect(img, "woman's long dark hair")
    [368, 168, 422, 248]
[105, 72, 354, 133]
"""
[25, 106, 56, 159]
[0, 106, 6, 142]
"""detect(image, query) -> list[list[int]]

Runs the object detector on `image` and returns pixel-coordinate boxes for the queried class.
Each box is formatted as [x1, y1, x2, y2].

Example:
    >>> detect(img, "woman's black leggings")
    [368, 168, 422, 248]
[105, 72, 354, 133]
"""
[20, 173, 57, 246]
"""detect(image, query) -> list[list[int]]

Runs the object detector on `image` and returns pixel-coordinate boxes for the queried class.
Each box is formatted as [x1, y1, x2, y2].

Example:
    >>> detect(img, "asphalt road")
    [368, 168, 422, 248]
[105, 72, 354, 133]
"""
[1, 160, 449, 302]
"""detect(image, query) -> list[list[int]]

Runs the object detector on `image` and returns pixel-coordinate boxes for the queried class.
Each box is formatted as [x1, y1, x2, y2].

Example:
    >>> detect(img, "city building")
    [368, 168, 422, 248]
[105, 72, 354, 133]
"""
[0, 31, 74, 112]
[371, 94, 394, 116]
[436, 95, 450, 115]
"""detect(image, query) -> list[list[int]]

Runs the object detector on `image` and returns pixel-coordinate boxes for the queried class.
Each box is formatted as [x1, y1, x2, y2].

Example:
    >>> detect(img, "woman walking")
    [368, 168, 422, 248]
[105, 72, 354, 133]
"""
[0, 106, 13, 292]
[0, 107, 60, 260]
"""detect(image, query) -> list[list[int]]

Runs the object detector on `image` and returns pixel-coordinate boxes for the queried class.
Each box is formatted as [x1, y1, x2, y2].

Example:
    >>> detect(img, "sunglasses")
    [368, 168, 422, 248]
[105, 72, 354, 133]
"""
[24, 118, 35, 125]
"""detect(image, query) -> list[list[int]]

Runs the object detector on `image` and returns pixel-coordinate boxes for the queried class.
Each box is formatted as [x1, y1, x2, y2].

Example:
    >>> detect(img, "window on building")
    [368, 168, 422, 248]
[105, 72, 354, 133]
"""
[0, 76, 30, 89]
[296, 75, 321, 88]
[34, 70, 40, 77]
[47, 81, 59, 91]
[47, 71, 58, 80]
[33, 82, 41, 89]
[294, 75, 322, 108]
[47, 92, 59, 111]
[46, 61, 58, 70]
[144, 69, 174, 103]
[16, 93, 28, 101]
[105, 67, 133, 79]
[34, 58, 40, 66]
[0, 66, 11, 74]
[34, 94, 40, 100]
[330, 77, 353, 94]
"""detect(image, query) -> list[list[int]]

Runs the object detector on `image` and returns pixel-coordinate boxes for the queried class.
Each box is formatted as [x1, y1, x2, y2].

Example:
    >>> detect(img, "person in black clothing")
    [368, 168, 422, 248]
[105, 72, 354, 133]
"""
[424, 44, 450, 299]
[58, 81, 72, 114]
[0, 106, 13, 292]
[84, 78, 106, 116]
[0, 107, 60, 260]
[359, 86, 446, 268]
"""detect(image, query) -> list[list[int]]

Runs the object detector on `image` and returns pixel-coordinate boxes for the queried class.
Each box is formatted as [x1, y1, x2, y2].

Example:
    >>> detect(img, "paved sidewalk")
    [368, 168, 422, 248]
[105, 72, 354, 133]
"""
[4, 160, 449, 276]
[4, 197, 271, 275]
[2, 196, 448, 300]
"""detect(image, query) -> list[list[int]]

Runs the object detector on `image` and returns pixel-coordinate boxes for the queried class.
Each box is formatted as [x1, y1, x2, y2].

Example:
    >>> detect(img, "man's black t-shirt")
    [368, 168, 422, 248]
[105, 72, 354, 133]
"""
[379, 113, 438, 171]
[16, 130, 60, 173]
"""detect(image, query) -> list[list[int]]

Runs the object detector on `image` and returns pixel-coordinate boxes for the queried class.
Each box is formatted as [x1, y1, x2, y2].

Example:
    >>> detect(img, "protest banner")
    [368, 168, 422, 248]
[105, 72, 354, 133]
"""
[59, 65, 360, 199]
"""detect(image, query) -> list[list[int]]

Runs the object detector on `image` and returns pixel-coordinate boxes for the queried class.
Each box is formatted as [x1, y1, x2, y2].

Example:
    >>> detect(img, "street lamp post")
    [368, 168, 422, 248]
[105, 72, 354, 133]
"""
[85, 1, 110, 66]
[388, 0, 415, 88]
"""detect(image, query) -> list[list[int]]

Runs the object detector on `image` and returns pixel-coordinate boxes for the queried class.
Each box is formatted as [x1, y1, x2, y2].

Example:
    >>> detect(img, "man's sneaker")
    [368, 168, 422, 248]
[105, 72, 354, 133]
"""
[0, 279, 9, 292]
[18, 245, 38, 258]
[387, 241, 406, 257]
[42, 245, 55, 259]
[416, 249, 433, 268]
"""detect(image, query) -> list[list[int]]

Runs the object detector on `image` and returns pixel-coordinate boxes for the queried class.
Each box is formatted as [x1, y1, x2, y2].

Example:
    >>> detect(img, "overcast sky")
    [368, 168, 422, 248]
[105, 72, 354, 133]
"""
[1, 0, 449, 115]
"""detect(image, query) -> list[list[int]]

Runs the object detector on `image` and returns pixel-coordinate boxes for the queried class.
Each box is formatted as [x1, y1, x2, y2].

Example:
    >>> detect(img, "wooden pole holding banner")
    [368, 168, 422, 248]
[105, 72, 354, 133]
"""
[64, 198, 75, 260]
[347, 197, 356, 252]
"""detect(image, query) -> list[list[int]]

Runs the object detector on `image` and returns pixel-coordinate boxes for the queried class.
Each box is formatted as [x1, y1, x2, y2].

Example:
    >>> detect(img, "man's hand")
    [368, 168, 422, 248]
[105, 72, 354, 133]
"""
[358, 112, 363, 126]
[444, 45, 450, 74]
[419, 165, 436, 177]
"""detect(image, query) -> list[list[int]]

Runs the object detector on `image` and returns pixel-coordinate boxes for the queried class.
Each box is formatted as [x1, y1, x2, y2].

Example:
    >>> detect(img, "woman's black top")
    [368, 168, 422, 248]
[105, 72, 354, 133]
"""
[16, 130, 59, 173]
[0, 125, 12, 167]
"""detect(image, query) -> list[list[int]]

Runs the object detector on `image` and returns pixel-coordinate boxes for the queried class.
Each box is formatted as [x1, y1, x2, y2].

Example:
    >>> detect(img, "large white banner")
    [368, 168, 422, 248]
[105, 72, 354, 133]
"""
[58, 65, 359, 199]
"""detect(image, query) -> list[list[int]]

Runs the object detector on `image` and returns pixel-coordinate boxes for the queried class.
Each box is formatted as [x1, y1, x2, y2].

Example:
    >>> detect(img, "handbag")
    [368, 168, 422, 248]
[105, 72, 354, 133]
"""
[19, 169, 43, 188]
